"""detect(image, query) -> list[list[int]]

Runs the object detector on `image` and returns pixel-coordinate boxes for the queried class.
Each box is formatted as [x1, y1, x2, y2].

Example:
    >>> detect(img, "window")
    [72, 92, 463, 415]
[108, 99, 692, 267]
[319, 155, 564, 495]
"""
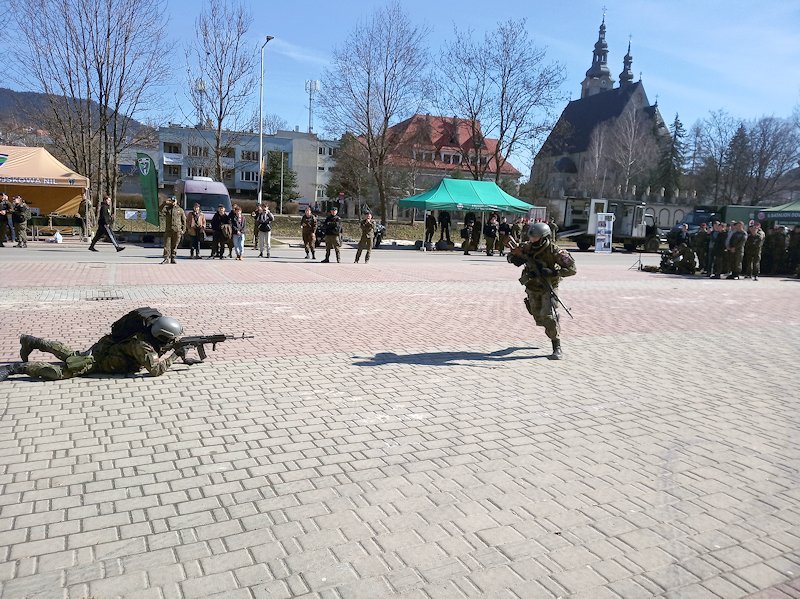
[222, 170, 233, 181]
[222, 148, 234, 158]
[318, 166, 325, 171]
[331, 148, 337, 157]
[187, 166, 210, 178]
[453, 155, 461, 164]
[240, 171, 259, 182]
[318, 147, 324, 155]
[165, 165, 181, 178]
[188, 145, 209, 157]
[241, 150, 259, 161]
[328, 147, 334, 156]
[443, 154, 451, 164]
[316, 188, 324, 198]
[163, 142, 181, 154]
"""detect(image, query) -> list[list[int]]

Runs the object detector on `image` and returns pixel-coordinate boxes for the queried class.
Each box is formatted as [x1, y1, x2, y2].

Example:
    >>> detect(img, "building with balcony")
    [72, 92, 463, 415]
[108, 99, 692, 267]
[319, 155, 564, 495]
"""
[156, 125, 338, 206]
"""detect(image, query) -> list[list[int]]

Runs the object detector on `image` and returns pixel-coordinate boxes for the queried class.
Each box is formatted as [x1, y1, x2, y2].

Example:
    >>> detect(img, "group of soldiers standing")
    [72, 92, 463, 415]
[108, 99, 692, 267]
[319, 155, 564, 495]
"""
[661, 219, 800, 279]
[424, 210, 558, 257]
[0, 193, 31, 248]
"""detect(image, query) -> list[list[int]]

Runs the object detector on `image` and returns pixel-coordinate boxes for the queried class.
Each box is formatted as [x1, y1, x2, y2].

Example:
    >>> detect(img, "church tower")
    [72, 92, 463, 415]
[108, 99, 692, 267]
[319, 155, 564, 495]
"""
[619, 40, 634, 87]
[580, 16, 615, 98]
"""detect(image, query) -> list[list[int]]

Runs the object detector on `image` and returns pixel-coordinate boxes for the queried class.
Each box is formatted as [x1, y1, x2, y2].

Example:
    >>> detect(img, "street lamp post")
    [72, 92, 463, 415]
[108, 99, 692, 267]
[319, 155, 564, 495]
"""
[257, 35, 274, 206]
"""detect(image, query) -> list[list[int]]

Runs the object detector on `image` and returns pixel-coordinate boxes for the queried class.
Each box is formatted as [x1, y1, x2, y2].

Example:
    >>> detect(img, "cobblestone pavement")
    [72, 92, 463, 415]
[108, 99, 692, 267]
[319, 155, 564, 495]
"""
[0, 242, 799, 599]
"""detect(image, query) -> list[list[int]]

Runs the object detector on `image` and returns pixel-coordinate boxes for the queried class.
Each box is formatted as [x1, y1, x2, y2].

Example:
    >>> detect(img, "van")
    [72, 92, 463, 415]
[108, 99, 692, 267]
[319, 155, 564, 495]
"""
[173, 177, 232, 238]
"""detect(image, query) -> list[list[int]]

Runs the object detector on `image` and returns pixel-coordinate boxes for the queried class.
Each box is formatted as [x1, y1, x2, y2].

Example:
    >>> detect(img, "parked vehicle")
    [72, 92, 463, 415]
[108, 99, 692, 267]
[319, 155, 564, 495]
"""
[677, 205, 761, 234]
[560, 198, 661, 252]
[173, 177, 231, 238]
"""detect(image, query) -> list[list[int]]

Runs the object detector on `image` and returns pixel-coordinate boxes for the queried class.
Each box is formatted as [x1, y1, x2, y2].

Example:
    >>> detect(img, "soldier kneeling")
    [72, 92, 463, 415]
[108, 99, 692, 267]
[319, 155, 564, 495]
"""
[0, 308, 194, 381]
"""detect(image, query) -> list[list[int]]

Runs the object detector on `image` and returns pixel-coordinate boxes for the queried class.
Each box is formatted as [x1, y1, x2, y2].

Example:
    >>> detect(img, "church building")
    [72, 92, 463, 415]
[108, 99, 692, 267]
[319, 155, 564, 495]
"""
[533, 17, 668, 199]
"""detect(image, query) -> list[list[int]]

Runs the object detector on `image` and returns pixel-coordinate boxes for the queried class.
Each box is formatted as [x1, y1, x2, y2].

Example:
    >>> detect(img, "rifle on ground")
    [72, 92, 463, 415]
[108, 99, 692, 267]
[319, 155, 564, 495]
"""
[171, 333, 254, 362]
[506, 238, 574, 320]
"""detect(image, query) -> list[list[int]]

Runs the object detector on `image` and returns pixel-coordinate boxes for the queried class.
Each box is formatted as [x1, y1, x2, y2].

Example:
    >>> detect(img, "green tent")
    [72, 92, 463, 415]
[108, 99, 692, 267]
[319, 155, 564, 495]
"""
[398, 179, 532, 214]
[756, 200, 800, 223]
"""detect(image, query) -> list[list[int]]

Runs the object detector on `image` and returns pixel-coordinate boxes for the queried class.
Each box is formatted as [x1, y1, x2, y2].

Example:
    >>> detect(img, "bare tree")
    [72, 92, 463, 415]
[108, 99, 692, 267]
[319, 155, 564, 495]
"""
[12, 0, 168, 223]
[740, 116, 800, 203]
[607, 105, 660, 197]
[701, 109, 737, 201]
[246, 112, 288, 135]
[578, 123, 612, 197]
[187, 0, 257, 181]
[436, 18, 565, 183]
[319, 2, 429, 225]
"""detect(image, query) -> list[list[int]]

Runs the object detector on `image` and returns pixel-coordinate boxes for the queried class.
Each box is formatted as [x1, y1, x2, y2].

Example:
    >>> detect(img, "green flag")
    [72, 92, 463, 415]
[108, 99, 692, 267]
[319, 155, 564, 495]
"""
[136, 153, 160, 226]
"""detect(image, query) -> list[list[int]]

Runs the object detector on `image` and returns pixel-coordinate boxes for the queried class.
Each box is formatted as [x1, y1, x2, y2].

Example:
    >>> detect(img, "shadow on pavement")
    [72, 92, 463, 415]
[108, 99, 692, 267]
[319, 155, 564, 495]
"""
[352, 346, 546, 367]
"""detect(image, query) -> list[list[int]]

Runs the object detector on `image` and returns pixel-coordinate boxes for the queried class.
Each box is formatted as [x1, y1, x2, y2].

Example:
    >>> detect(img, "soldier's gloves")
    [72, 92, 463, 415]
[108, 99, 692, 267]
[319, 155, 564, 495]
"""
[507, 254, 526, 267]
[182, 357, 202, 366]
[173, 345, 187, 360]
[538, 267, 555, 277]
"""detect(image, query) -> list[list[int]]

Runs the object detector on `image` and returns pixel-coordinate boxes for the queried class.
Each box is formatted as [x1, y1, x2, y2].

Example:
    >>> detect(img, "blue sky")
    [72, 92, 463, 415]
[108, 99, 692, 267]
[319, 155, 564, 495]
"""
[135, 1, 800, 170]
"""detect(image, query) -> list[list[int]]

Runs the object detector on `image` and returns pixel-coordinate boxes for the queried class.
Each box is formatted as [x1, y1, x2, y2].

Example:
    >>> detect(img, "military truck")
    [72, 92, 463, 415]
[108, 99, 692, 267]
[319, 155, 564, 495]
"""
[560, 198, 662, 252]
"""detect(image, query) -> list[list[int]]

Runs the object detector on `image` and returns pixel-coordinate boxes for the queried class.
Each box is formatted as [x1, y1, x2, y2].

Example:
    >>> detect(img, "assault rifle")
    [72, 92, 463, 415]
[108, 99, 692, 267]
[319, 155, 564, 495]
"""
[505, 237, 574, 320]
[170, 333, 254, 362]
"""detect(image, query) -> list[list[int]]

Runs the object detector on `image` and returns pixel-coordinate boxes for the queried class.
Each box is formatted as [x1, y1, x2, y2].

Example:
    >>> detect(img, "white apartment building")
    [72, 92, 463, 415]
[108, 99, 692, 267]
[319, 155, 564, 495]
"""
[156, 125, 338, 205]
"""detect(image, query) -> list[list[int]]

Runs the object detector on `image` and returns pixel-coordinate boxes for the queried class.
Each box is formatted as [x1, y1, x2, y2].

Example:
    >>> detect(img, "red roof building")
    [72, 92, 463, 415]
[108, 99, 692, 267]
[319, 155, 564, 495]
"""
[384, 114, 522, 183]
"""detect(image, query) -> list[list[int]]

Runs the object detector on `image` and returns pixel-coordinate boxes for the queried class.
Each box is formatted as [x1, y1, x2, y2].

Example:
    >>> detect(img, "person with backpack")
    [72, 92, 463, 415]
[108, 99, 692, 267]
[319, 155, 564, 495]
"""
[0, 308, 194, 381]
[12, 196, 31, 248]
[253, 204, 274, 258]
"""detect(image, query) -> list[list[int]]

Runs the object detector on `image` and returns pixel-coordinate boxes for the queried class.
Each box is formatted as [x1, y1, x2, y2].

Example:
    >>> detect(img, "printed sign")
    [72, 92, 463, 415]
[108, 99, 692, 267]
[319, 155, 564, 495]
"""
[595, 212, 614, 253]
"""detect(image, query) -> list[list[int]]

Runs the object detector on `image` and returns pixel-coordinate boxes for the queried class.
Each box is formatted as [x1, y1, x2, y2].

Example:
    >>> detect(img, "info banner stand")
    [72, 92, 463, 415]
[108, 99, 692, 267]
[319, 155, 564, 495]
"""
[595, 213, 614, 253]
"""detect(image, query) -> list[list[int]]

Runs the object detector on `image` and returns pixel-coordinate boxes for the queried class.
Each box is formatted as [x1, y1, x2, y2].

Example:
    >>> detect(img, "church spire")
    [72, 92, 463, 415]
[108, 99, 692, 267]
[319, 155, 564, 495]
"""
[581, 12, 615, 98]
[619, 39, 634, 87]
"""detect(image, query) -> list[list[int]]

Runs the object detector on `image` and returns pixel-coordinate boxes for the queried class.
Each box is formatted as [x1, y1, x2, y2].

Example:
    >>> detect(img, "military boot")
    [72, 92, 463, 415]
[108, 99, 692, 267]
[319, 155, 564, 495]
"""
[550, 339, 563, 360]
[20, 335, 74, 362]
[0, 362, 28, 381]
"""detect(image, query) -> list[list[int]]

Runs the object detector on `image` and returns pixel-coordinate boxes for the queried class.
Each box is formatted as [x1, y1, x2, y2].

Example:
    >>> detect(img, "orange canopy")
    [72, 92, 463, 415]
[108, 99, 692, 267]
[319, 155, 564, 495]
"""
[0, 145, 89, 215]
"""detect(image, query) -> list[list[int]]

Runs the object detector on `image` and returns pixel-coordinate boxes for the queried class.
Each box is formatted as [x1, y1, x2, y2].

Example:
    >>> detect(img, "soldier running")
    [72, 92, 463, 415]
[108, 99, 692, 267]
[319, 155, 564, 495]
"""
[507, 222, 577, 360]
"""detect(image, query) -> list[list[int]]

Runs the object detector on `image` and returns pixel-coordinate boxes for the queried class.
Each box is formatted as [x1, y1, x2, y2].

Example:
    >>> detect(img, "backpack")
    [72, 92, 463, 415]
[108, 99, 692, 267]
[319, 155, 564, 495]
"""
[110, 307, 163, 342]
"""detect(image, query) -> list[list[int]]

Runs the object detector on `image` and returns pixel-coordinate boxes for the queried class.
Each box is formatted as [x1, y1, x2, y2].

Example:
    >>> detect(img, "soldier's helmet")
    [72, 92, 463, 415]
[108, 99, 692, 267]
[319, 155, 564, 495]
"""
[527, 222, 551, 246]
[150, 317, 183, 343]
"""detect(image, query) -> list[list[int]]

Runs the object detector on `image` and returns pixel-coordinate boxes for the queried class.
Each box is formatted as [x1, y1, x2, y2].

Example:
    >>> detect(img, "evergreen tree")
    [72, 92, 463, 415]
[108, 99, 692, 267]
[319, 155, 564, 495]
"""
[263, 150, 299, 205]
[721, 123, 752, 203]
[656, 114, 686, 199]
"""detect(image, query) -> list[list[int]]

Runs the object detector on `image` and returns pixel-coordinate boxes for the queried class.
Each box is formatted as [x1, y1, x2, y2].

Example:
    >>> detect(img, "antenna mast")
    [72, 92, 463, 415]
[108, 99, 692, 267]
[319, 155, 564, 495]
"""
[305, 80, 320, 133]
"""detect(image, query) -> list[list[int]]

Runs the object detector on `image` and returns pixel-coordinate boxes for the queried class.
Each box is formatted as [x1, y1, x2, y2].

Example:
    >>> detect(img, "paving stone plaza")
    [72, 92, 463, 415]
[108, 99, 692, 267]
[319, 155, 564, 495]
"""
[1, 241, 798, 599]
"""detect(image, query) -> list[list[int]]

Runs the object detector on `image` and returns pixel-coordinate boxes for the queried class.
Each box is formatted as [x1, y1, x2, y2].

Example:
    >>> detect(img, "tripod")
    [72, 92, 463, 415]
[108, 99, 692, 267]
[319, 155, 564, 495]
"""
[628, 250, 643, 270]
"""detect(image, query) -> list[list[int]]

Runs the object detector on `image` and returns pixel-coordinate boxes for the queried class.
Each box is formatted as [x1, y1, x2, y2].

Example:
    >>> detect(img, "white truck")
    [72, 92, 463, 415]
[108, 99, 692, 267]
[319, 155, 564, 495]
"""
[559, 197, 662, 252]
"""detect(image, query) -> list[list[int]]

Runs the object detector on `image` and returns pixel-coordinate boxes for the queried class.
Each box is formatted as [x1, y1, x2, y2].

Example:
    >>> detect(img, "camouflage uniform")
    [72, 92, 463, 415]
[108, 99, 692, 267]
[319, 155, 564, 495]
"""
[321, 212, 342, 263]
[301, 213, 317, 258]
[161, 202, 186, 261]
[511, 238, 577, 342]
[727, 226, 747, 278]
[0, 195, 12, 246]
[15, 333, 178, 381]
[675, 245, 697, 275]
[354, 218, 375, 263]
[743, 228, 765, 278]
[12, 200, 30, 247]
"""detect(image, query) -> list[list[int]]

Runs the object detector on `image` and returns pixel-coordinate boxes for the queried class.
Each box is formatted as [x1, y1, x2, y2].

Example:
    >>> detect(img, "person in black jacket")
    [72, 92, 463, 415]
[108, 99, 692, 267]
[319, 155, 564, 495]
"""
[438, 210, 451, 243]
[320, 206, 342, 263]
[483, 215, 499, 256]
[88, 196, 124, 252]
[498, 217, 512, 257]
[210, 204, 232, 259]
